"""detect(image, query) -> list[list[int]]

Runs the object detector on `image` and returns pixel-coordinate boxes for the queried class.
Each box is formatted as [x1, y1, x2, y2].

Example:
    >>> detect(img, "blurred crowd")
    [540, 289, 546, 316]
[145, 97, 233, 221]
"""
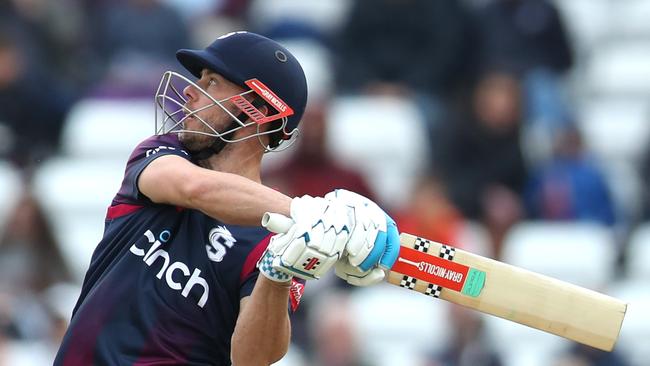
[0, 0, 648, 365]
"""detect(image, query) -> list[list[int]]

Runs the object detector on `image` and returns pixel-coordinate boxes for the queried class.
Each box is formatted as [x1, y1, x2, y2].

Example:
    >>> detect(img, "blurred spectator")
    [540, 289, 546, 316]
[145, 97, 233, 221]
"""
[471, 0, 575, 160]
[87, 0, 191, 97]
[248, 0, 350, 45]
[0, 192, 71, 362]
[425, 305, 502, 366]
[308, 291, 368, 366]
[335, 0, 475, 98]
[262, 21, 330, 48]
[94, 0, 189, 64]
[524, 127, 616, 226]
[41, 283, 80, 358]
[0, 30, 73, 167]
[263, 101, 375, 200]
[394, 175, 466, 247]
[1, 0, 89, 88]
[553, 344, 629, 366]
[433, 70, 527, 257]
[0, 291, 51, 346]
[0, 193, 71, 294]
[217, 0, 251, 18]
[472, 0, 573, 75]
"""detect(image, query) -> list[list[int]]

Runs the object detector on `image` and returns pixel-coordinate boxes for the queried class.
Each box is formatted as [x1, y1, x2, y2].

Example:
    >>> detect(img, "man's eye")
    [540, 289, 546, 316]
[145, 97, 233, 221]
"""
[209, 79, 217, 86]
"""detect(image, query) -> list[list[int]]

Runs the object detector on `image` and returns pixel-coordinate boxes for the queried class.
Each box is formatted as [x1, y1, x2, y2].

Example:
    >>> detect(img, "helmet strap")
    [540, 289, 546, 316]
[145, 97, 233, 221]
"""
[192, 97, 267, 161]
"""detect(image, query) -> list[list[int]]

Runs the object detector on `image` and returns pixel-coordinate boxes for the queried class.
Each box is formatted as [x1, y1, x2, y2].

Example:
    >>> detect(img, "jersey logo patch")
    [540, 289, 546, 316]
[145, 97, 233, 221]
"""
[206, 226, 237, 262]
[145, 145, 189, 157]
[130, 229, 210, 308]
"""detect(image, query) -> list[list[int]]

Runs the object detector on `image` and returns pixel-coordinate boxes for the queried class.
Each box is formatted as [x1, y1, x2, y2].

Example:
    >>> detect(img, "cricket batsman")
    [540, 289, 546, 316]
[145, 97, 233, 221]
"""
[53, 31, 399, 365]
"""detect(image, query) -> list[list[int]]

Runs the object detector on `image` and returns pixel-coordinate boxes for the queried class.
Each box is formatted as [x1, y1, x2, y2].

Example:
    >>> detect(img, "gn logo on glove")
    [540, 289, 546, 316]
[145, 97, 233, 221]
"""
[302, 257, 321, 271]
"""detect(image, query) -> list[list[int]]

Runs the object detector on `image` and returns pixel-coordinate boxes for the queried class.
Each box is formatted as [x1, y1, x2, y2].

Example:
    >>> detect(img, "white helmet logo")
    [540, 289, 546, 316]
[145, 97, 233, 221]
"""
[218, 31, 248, 40]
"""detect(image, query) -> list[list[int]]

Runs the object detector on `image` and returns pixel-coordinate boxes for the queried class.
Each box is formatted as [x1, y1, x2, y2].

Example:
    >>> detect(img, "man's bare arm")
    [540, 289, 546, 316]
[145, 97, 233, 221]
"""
[138, 155, 291, 225]
[231, 277, 291, 365]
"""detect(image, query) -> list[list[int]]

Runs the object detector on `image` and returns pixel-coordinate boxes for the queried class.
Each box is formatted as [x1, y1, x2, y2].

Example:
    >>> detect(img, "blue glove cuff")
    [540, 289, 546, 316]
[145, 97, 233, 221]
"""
[358, 214, 400, 271]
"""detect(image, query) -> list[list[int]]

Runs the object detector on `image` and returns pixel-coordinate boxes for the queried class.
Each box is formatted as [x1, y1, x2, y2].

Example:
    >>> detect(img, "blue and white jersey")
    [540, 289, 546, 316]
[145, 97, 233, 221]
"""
[54, 134, 302, 365]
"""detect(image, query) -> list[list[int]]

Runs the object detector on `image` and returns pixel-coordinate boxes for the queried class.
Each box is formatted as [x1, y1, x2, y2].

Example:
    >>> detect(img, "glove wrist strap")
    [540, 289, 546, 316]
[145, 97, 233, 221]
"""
[258, 251, 294, 283]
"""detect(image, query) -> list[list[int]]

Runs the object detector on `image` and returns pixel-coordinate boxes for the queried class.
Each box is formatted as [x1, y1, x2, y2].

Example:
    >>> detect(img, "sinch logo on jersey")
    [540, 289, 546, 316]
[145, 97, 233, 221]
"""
[130, 229, 209, 308]
[206, 226, 237, 262]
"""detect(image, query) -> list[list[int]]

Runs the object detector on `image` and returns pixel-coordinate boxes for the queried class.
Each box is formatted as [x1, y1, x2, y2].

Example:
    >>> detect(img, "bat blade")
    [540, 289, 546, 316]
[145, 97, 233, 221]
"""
[387, 233, 627, 351]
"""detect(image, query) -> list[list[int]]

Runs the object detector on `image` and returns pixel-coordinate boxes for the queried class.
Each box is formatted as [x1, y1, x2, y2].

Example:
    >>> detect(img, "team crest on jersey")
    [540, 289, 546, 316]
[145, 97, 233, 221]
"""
[206, 226, 237, 262]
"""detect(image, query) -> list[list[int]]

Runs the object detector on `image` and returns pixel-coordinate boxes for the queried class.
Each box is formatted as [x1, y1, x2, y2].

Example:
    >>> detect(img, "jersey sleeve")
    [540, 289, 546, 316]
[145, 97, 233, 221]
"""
[238, 234, 270, 300]
[239, 271, 259, 300]
[238, 234, 306, 312]
[113, 134, 192, 205]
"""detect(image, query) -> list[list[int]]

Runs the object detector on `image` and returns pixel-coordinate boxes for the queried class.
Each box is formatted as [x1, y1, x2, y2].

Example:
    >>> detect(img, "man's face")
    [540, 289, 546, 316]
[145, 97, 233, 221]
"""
[180, 69, 247, 151]
[473, 72, 521, 132]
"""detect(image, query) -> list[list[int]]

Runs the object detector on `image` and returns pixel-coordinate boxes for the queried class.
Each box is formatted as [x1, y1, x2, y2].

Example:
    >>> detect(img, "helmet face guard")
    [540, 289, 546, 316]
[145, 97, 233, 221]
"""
[154, 71, 298, 148]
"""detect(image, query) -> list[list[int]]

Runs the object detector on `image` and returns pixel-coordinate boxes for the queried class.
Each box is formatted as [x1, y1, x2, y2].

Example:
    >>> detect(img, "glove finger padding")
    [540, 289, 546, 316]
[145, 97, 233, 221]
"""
[290, 195, 331, 225]
[300, 196, 351, 252]
[325, 189, 399, 271]
[335, 259, 386, 286]
[258, 196, 353, 282]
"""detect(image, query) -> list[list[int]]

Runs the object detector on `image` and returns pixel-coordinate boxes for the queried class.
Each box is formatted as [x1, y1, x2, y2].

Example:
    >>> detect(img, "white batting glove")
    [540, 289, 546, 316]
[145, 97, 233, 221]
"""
[325, 189, 400, 286]
[257, 195, 353, 282]
[334, 259, 386, 286]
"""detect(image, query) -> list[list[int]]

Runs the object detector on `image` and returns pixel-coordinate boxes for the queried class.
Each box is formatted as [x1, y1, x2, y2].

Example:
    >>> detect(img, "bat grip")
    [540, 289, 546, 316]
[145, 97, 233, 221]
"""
[261, 212, 294, 234]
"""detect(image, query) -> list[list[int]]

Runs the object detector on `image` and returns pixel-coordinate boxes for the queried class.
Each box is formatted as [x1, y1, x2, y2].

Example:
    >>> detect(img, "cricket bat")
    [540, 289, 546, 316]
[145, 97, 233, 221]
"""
[262, 213, 627, 351]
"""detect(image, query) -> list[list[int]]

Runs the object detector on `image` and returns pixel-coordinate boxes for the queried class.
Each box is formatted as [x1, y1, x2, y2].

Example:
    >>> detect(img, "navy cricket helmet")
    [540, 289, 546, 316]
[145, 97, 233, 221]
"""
[176, 31, 308, 143]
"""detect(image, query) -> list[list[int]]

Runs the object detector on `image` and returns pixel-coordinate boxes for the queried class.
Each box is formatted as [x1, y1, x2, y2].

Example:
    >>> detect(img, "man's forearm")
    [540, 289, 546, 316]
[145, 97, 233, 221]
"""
[140, 156, 292, 226]
[186, 170, 291, 226]
[231, 276, 291, 365]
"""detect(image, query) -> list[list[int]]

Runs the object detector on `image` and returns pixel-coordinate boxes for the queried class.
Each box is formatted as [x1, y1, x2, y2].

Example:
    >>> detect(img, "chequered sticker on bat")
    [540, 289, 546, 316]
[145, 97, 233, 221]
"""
[414, 237, 431, 253]
[425, 283, 443, 298]
[399, 275, 417, 290]
[438, 245, 456, 260]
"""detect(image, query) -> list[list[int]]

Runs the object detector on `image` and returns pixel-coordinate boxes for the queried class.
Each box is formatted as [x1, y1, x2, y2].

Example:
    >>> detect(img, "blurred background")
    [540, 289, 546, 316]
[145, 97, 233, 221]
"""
[0, 0, 649, 365]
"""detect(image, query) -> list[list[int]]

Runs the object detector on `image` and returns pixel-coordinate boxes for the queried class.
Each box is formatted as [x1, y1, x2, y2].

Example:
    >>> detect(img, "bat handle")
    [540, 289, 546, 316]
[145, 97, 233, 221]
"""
[262, 212, 294, 234]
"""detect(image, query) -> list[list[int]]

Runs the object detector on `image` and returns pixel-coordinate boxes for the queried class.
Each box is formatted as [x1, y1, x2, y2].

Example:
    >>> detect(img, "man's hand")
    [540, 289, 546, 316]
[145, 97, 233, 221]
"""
[257, 195, 352, 282]
[325, 189, 400, 286]
[334, 259, 387, 286]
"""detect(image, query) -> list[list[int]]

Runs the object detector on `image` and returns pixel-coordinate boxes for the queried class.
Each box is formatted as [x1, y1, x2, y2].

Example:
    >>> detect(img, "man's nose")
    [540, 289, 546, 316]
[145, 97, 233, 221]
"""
[183, 84, 197, 102]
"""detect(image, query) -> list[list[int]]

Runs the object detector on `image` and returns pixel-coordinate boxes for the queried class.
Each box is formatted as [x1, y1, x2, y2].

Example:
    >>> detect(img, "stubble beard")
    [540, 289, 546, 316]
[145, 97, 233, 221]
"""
[178, 130, 213, 152]
[178, 112, 232, 153]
